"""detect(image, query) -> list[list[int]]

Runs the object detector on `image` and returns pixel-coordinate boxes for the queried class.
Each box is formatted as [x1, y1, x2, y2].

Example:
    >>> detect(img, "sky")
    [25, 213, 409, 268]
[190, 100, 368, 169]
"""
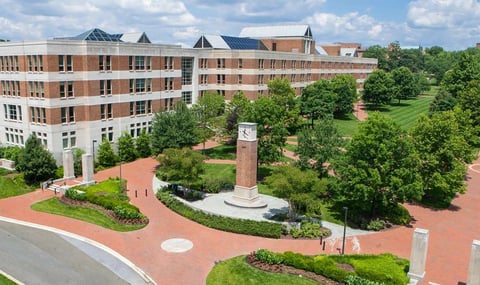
[0, 0, 479, 50]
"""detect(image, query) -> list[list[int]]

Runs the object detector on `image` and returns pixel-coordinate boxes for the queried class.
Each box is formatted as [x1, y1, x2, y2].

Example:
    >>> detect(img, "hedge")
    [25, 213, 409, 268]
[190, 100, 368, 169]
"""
[156, 190, 283, 238]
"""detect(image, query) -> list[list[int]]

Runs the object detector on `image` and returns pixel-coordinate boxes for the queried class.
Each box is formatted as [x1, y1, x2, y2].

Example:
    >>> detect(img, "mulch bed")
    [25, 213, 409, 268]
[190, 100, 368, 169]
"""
[246, 252, 344, 285]
[59, 196, 149, 225]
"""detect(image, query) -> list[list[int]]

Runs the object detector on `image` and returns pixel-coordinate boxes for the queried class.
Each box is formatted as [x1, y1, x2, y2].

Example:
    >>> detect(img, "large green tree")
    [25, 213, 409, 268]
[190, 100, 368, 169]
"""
[151, 101, 198, 154]
[97, 139, 116, 168]
[363, 45, 388, 70]
[135, 130, 152, 158]
[362, 69, 394, 105]
[225, 92, 250, 139]
[17, 135, 57, 185]
[268, 78, 300, 133]
[192, 92, 225, 150]
[157, 148, 205, 191]
[334, 113, 422, 218]
[441, 52, 480, 97]
[411, 111, 475, 207]
[117, 132, 137, 162]
[331, 74, 357, 117]
[391, 66, 417, 103]
[296, 118, 345, 177]
[300, 79, 337, 126]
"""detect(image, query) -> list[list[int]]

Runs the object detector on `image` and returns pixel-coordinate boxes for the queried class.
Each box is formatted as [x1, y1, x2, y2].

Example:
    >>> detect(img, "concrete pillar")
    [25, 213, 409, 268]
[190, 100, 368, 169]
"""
[408, 228, 429, 284]
[81, 154, 94, 185]
[467, 240, 480, 285]
[62, 149, 75, 179]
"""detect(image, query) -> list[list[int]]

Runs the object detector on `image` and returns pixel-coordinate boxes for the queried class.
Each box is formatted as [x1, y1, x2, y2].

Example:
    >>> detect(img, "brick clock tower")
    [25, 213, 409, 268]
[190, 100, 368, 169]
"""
[225, 122, 267, 208]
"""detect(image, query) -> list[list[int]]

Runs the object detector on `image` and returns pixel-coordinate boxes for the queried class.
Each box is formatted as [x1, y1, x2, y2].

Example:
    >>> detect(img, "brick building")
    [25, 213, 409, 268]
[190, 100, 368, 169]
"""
[0, 25, 376, 163]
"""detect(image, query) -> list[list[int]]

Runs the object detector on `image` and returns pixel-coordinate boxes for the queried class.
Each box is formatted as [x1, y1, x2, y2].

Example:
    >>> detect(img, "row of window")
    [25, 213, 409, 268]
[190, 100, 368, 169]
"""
[27, 55, 44, 72]
[129, 100, 152, 116]
[0, 56, 19, 72]
[30, 107, 46, 124]
[29, 81, 45, 98]
[4, 127, 24, 145]
[1, 81, 20, 96]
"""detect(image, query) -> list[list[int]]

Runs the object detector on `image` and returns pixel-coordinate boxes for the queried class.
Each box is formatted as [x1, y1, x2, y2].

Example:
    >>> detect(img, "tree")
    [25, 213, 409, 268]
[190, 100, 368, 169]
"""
[117, 132, 137, 162]
[429, 89, 457, 114]
[17, 135, 57, 185]
[192, 92, 225, 150]
[268, 78, 301, 133]
[151, 101, 198, 154]
[300, 79, 337, 126]
[97, 139, 116, 168]
[296, 117, 345, 177]
[264, 165, 327, 218]
[225, 92, 250, 139]
[391, 66, 417, 103]
[362, 69, 394, 105]
[157, 148, 205, 191]
[72, 148, 85, 176]
[411, 111, 475, 207]
[363, 45, 388, 70]
[242, 96, 288, 163]
[135, 130, 151, 158]
[331, 74, 357, 117]
[334, 113, 422, 218]
[441, 52, 480, 97]
[457, 79, 480, 129]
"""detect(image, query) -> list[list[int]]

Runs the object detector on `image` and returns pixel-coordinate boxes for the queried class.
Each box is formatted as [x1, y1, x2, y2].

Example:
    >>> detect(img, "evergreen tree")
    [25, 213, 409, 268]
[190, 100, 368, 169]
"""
[136, 130, 151, 158]
[97, 139, 116, 167]
[117, 132, 137, 162]
[17, 135, 57, 185]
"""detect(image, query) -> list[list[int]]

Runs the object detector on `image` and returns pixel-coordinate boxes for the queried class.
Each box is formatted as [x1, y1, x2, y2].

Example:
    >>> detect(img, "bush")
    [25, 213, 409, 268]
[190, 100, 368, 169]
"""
[290, 220, 329, 238]
[65, 188, 87, 201]
[366, 219, 385, 231]
[202, 176, 234, 193]
[255, 249, 283, 265]
[312, 255, 351, 281]
[156, 190, 282, 238]
[113, 205, 144, 219]
[384, 204, 411, 225]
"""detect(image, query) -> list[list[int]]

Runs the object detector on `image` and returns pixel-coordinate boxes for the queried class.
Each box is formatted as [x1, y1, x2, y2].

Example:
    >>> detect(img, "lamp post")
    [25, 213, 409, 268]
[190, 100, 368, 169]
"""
[92, 139, 97, 166]
[341, 206, 348, 255]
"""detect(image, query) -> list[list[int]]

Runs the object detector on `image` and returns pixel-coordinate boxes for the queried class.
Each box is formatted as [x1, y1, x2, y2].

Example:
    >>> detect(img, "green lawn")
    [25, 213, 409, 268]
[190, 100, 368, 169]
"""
[283, 143, 296, 152]
[0, 173, 35, 199]
[202, 144, 237, 160]
[203, 163, 236, 182]
[334, 113, 360, 137]
[0, 274, 17, 285]
[206, 256, 318, 285]
[366, 96, 435, 130]
[31, 197, 146, 231]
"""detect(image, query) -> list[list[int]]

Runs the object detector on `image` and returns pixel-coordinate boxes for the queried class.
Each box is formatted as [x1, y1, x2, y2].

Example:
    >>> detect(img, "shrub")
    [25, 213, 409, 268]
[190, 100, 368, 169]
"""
[65, 188, 87, 201]
[366, 219, 385, 231]
[202, 176, 234, 193]
[281, 251, 314, 271]
[113, 205, 143, 219]
[384, 204, 411, 225]
[156, 190, 282, 238]
[290, 220, 329, 238]
[255, 249, 283, 265]
[312, 255, 351, 281]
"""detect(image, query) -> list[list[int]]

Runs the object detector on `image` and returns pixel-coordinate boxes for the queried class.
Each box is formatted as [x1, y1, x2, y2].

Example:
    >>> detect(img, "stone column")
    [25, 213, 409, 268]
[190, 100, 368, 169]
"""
[408, 228, 429, 285]
[467, 240, 480, 285]
[62, 149, 75, 179]
[81, 154, 95, 185]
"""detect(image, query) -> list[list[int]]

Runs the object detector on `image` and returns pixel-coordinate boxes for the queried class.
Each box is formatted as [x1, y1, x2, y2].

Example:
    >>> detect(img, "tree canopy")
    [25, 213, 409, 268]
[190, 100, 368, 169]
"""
[117, 132, 137, 162]
[362, 69, 394, 105]
[157, 148, 205, 190]
[17, 135, 57, 185]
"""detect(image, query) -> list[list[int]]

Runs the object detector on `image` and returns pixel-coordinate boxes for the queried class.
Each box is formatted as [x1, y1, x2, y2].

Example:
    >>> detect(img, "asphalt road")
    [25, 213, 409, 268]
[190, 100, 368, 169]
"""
[0, 220, 136, 285]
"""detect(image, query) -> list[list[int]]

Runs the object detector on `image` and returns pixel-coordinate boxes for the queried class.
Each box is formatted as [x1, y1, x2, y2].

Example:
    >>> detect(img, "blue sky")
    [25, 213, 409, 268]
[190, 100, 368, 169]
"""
[0, 0, 478, 50]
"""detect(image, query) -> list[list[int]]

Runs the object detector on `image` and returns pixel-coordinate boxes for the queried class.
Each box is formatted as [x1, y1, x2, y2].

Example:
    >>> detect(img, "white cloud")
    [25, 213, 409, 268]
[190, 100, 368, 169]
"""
[408, 0, 480, 28]
[173, 26, 200, 40]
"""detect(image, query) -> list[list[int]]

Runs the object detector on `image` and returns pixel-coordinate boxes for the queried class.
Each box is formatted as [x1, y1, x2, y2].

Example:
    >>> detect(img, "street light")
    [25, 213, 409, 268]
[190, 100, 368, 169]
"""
[92, 139, 97, 166]
[341, 206, 348, 255]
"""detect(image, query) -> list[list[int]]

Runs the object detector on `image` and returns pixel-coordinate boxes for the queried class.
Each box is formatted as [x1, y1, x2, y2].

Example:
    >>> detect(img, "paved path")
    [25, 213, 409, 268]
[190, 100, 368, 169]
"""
[353, 101, 368, 121]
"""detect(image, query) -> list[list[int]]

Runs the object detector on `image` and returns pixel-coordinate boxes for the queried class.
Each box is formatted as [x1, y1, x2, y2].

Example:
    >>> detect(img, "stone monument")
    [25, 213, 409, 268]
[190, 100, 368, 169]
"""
[62, 149, 75, 179]
[467, 240, 480, 285]
[408, 228, 429, 285]
[81, 153, 95, 185]
[225, 122, 267, 208]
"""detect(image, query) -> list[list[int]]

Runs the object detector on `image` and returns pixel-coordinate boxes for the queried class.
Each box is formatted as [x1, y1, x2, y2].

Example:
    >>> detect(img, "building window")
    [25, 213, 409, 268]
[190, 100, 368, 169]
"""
[291, 74, 296, 83]
[282, 60, 287, 69]
[101, 127, 114, 142]
[217, 58, 225, 69]
[258, 74, 264, 85]
[164, 78, 174, 90]
[146, 78, 152, 92]
[217, 74, 225, 84]
[100, 80, 112, 96]
[27, 55, 43, 72]
[4, 128, 24, 146]
[292, 61, 296, 70]
[182, 91, 192, 104]
[238, 59, 243, 69]
[99, 55, 112, 71]
[101, 104, 112, 120]
[136, 100, 146, 114]
[136, 78, 146, 93]
[136, 56, 145, 70]
[270, 59, 276, 69]
[164, 98, 174, 110]
[238, 75, 242, 84]
[4, 104, 22, 121]
[164, 56, 174, 70]
[129, 100, 151, 116]
[60, 81, 74, 98]
[58, 55, 73, 72]
[200, 74, 208, 85]
[181, 57, 193, 85]
[30, 107, 46, 124]
[129, 56, 134, 70]
[61, 106, 75, 123]
[1, 81, 20, 97]
[272, 43, 277, 51]
[62, 131, 76, 149]
[258, 59, 264, 69]
[200, 58, 208, 69]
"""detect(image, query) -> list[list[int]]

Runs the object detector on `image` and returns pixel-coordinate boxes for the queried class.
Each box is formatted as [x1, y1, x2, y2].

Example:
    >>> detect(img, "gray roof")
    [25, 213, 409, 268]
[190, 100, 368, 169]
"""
[193, 35, 267, 50]
[55, 28, 150, 43]
[340, 48, 357, 57]
[239, 24, 312, 38]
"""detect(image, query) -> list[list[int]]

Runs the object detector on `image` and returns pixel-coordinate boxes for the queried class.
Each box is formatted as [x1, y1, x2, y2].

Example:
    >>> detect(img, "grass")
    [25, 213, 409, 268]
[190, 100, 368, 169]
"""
[0, 274, 17, 285]
[283, 143, 296, 152]
[201, 144, 237, 160]
[334, 113, 360, 137]
[31, 197, 146, 231]
[75, 178, 121, 195]
[0, 173, 35, 199]
[202, 163, 236, 182]
[365, 96, 435, 130]
[206, 256, 318, 285]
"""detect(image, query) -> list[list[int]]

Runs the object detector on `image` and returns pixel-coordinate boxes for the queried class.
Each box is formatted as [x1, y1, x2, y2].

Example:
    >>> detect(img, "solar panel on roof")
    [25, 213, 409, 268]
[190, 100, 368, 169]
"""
[221, 36, 262, 50]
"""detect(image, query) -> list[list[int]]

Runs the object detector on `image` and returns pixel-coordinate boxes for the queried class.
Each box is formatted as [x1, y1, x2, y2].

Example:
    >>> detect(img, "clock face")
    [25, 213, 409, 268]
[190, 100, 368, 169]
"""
[238, 123, 257, 141]
[241, 128, 249, 139]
